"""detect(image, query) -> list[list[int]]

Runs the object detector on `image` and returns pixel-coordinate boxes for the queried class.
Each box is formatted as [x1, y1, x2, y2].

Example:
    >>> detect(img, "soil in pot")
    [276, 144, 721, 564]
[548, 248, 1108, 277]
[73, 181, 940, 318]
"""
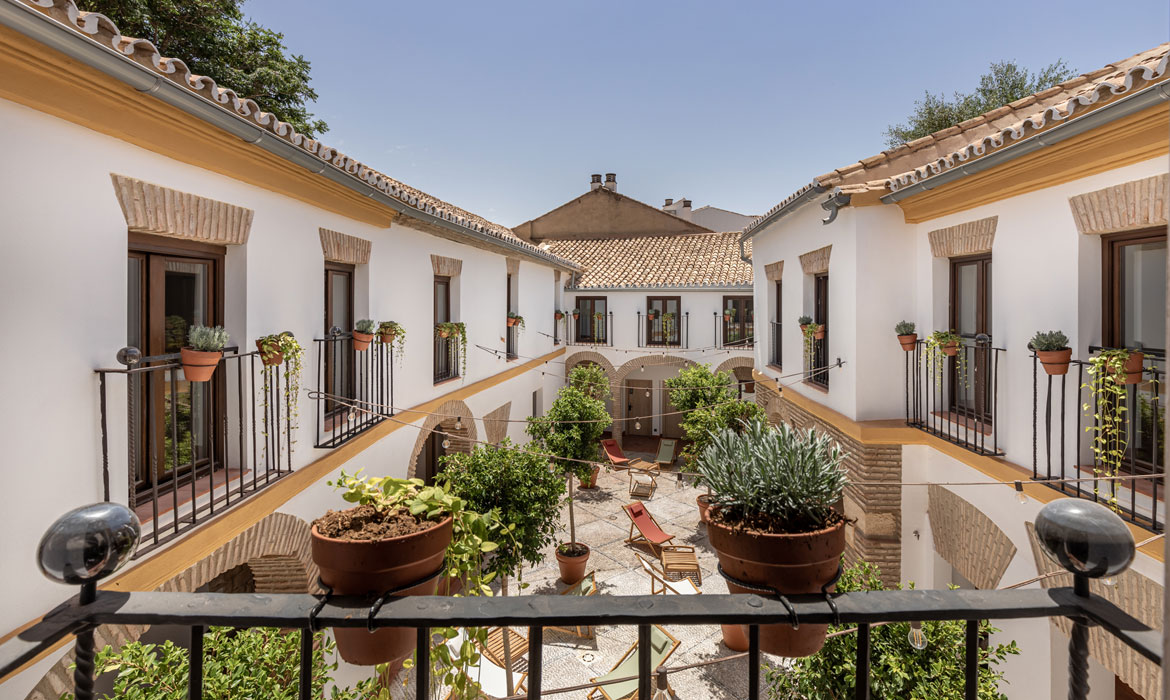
[897, 334, 917, 352]
[707, 510, 846, 657]
[180, 348, 221, 382]
[311, 505, 452, 668]
[556, 542, 590, 585]
[352, 331, 373, 351]
[1037, 348, 1072, 376]
[579, 465, 600, 489]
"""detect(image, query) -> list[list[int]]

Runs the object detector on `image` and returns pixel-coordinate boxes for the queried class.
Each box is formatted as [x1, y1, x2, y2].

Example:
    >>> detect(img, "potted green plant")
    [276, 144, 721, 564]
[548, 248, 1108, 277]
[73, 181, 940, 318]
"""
[527, 366, 612, 584]
[255, 330, 299, 367]
[1083, 349, 1136, 508]
[435, 321, 468, 376]
[924, 330, 963, 387]
[894, 320, 917, 352]
[507, 311, 525, 330]
[376, 321, 407, 357]
[697, 418, 848, 657]
[312, 470, 501, 673]
[592, 310, 605, 326]
[797, 315, 812, 333]
[571, 308, 580, 320]
[554, 309, 565, 321]
[802, 321, 823, 370]
[255, 331, 305, 458]
[723, 306, 735, 323]
[647, 308, 659, 321]
[662, 311, 676, 341]
[181, 325, 228, 382]
[1030, 330, 1072, 376]
[352, 319, 376, 351]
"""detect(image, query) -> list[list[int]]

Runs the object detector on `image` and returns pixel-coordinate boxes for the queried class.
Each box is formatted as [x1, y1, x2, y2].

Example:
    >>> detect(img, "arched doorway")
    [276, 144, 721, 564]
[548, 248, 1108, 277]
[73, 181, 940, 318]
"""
[407, 400, 477, 483]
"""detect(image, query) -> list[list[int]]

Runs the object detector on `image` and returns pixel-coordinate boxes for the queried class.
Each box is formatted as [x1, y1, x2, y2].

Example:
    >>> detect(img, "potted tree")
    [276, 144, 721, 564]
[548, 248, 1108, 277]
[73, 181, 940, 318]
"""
[311, 470, 501, 674]
[527, 365, 612, 584]
[507, 312, 525, 330]
[352, 319, 376, 351]
[1030, 330, 1072, 376]
[181, 325, 228, 382]
[697, 418, 848, 657]
[894, 320, 917, 352]
[376, 321, 407, 358]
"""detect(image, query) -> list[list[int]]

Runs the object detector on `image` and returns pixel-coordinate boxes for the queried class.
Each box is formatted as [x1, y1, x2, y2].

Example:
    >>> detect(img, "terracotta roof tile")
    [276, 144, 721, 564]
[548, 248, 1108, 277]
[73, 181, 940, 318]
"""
[547, 233, 753, 289]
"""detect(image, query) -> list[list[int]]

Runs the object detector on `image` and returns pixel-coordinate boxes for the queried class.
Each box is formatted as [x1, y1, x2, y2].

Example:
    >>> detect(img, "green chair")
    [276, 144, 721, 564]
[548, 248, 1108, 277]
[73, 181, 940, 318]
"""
[587, 624, 680, 700]
[653, 438, 679, 469]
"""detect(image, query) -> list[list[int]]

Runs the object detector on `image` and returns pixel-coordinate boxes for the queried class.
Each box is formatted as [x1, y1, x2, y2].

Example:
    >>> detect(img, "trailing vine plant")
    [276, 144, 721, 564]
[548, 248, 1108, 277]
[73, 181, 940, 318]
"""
[662, 311, 676, 344]
[1082, 349, 1131, 509]
[376, 321, 407, 363]
[924, 330, 964, 389]
[435, 321, 468, 376]
[507, 311, 525, 331]
[801, 321, 821, 372]
[255, 331, 304, 460]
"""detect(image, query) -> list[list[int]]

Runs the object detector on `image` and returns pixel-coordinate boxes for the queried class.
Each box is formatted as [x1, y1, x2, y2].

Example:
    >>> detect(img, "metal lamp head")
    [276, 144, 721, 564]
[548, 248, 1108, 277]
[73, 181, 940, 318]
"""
[37, 503, 141, 585]
[1035, 499, 1135, 579]
[116, 346, 142, 366]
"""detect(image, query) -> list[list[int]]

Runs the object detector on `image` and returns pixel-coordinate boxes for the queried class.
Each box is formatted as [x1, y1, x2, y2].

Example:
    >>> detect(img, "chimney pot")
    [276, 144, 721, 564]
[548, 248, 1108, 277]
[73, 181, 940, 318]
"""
[682, 199, 692, 209]
[664, 198, 673, 206]
[604, 173, 617, 192]
[590, 173, 602, 191]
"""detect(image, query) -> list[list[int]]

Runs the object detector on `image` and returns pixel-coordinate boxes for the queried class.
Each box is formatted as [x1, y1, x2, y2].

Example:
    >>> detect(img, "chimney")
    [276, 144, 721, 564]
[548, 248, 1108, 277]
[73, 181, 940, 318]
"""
[604, 173, 617, 192]
[590, 173, 602, 191]
[664, 198, 673, 207]
[680, 199, 692, 221]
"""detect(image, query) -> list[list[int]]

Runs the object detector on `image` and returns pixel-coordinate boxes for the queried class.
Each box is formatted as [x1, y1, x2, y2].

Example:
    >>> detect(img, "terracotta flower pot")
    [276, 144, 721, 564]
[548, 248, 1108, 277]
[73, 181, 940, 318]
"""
[255, 339, 283, 367]
[555, 543, 591, 585]
[1112, 352, 1145, 385]
[799, 324, 809, 334]
[897, 334, 918, 352]
[721, 623, 749, 652]
[723, 314, 733, 322]
[572, 313, 580, 320]
[438, 329, 451, 339]
[814, 327, 826, 340]
[707, 512, 847, 657]
[1037, 348, 1072, 376]
[941, 340, 959, 357]
[379, 332, 396, 346]
[507, 317, 518, 327]
[180, 348, 221, 382]
[696, 494, 713, 524]
[555, 313, 564, 320]
[310, 515, 452, 667]
[578, 465, 600, 489]
[352, 331, 373, 351]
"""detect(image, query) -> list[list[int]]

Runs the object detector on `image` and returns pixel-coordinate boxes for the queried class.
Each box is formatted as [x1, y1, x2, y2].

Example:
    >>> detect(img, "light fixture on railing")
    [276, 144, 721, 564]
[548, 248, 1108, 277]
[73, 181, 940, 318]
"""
[907, 621, 927, 650]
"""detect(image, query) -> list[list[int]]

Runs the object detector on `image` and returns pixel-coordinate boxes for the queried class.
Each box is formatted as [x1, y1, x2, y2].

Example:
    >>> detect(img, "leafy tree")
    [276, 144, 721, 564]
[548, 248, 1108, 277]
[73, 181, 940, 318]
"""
[665, 364, 763, 470]
[680, 399, 765, 472]
[665, 364, 737, 414]
[440, 440, 565, 580]
[569, 363, 610, 402]
[65, 627, 386, 700]
[79, 0, 328, 136]
[767, 561, 1019, 700]
[884, 59, 1076, 147]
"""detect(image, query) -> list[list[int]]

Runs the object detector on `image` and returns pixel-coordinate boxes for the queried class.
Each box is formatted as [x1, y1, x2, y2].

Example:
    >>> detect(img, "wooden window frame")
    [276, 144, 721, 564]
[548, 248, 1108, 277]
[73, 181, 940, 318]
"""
[808, 274, 830, 389]
[723, 294, 754, 348]
[324, 262, 355, 416]
[948, 254, 992, 423]
[575, 296, 608, 342]
[646, 295, 681, 346]
[1102, 227, 1166, 352]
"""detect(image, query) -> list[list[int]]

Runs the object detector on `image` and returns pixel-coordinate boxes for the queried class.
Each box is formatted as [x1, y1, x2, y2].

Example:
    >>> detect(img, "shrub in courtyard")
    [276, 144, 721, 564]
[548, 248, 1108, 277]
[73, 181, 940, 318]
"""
[569, 363, 611, 401]
[767, 561, 1019, 700]
[664, 364, 761, 470]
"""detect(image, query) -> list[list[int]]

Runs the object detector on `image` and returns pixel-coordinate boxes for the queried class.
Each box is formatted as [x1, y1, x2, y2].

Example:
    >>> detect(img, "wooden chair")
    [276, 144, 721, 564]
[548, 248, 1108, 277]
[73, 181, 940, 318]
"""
[587, 624, 681, 700]
[653, 437, 679, 469]
[628, 463, 659, 499]
[621, 502, 701, 584]
[547, 570, 598, 639]
[602, 438, 655, 470]
[482, 626, 528, 673]
[635, 554, 701, 595]
[442, 629, 528, 700]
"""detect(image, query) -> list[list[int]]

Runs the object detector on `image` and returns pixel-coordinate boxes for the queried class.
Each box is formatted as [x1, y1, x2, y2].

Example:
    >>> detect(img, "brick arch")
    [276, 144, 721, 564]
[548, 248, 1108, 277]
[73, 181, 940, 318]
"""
[611, 355, 696, 446]
[714, 355, 755, 376]
[406, 400, 477, 479]
[27, 512, 314, 700]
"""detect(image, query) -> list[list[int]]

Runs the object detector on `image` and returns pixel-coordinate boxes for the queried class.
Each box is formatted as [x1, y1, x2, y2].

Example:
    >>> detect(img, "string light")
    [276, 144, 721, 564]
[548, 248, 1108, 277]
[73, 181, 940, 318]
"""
[455, 417, 462, 430]
[1014, 481, 1028, 504]
[645, 390, 651, 398]
[442, 438, 451, 449]
[907, 621, 927, 650]
[1102, 577, 1117, 587]
[634, 421, 642, 430]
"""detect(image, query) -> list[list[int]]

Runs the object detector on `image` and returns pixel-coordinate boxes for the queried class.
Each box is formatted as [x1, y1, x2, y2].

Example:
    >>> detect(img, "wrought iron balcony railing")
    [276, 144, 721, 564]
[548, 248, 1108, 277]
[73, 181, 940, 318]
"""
[904, 335, 1004, 456]
[314, 332, 394, 449]
[506, 323, 519, 360]
[718, 314, 754, 350]
[434, 331, 461, 383]
[567, 313, 613, 347]
[95, 346, 294, 557]
[1032, 347, 1165, 532]
[637, 312, 688, 348]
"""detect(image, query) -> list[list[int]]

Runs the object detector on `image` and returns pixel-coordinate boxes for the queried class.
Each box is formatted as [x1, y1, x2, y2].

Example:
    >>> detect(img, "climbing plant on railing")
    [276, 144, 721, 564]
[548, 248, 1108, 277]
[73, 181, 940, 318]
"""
[255, 331, 304, 457]
[376, 321, 407, 362]
[662, 311, 676, 343]
[924, 330, 964, 389]
[436, 321, 468, 376]
[1082, 349, 1131, 509]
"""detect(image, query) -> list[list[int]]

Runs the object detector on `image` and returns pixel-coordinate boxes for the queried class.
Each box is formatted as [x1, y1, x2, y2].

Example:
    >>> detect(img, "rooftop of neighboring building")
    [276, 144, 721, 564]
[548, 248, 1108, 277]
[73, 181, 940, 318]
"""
[547, 232, 752, 289]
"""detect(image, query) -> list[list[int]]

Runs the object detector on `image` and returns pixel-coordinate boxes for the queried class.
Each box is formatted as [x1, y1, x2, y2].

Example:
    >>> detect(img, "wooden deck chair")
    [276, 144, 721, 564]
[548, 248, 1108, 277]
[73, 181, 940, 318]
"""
[587, 624, 681, 700]
[622, 502, 702, 584]
[482, 626, 528, 673]
[653, 438, 679, 469]
[443, 630, 528, 700]
[547, 570, 598, 639]
[635, 554, 700, 595]
[602, 438, 655, 470]
[628, 463, 659, 499]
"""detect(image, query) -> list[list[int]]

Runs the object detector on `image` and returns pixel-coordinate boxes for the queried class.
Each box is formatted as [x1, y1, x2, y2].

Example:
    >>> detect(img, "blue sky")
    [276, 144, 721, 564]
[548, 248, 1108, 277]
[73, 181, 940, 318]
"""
[246, 0, 1167, 228]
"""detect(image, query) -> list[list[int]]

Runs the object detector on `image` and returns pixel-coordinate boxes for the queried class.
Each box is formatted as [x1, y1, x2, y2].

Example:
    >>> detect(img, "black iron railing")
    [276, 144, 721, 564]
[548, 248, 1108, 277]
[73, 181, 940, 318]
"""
[3, 576, 1158, 700]
[315, 333, 394, 449]
[718, 314, 755, 349]
[434, 331, 461, 383]
[905, 335, 1004, 456]
[96, 347, 293, 556]
[637, 312, 688, 348]
[506, 323, 519, 360]
[769, 321, 782, 367]
[553, 315, 561, 345]
[568, 313, 613, 346]
[1032, 348, 1165, 532]
[804, 333, 830, 390]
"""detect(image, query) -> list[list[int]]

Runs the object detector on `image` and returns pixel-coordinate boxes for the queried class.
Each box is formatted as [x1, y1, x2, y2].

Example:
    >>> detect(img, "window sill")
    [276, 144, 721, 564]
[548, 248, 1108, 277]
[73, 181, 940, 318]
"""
[433, 376, 461, 387]
[802, 380, 829, 394]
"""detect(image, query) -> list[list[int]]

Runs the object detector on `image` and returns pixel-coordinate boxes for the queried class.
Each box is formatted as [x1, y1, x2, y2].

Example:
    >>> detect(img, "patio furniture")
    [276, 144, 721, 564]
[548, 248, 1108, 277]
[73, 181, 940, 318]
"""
[622, 502, 702, 584]
[443, 630, 528, 700]
[635, 554, 700, 595]
[653, 437, 679, 469]
[628, 462, 659, 499]
[602, 438, 655, 470]
[547, 570, 597, 639]
[482, 626, 528, 673]
[586, 624, 681, 700]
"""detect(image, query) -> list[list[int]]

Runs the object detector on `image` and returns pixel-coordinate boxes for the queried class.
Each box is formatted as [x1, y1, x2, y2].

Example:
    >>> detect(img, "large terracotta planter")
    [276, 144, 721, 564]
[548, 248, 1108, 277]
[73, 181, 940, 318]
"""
[1037, 348, 1072, 376]
[1114, 352, 1145, 385]
[180, 348, 221, 382]
[556, 543, 590, 585]
[721, 623, 749, 651]
[311, 515, 452, 667]
[255, 339, 283, 367]
[579, 465, 600, 489]
[696, 494, 713, 524]
[941, 340, 959, 357]
[897, 334, 917, 352]
[352, 331, 373, 351]
[708, 512, 847, 657]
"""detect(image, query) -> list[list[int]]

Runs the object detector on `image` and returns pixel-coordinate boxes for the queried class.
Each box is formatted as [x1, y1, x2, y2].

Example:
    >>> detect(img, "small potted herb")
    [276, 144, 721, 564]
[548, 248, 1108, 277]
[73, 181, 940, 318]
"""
[352, 319, 376, 351]
[894, 320, 917, 352]
[797, 315, 813, 333]
[181, 325, 228, 382]
[554, 309, 565, 321]
[1030, 330, 1072, 376]
[376, 321, 407, 358]
[723, 306, 735, 323]
[507, 312, 525, 330]
[571, 308, 580, 320]
[647, 308, 659, 321]
[255, 330, 299, 367]
[698, 418, 847, 657]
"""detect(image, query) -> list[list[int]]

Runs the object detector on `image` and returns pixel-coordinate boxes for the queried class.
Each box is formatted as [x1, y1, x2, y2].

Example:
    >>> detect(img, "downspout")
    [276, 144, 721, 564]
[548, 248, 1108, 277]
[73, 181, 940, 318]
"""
[0, 1, 580, 272]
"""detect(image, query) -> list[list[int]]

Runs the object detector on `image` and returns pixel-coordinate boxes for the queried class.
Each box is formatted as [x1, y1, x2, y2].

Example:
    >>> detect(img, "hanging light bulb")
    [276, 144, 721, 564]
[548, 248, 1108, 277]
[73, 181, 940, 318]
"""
[907, 621, 927, 650]
[1014, 481, 1028, 505]
[640, 365, 645, 373]
[645, 390, 651, 398]
[634, 421, 642, 430]
[442, 438, 451, 449]
[455, 417, 462, 430]
[1102, 576, 1118, 587]
[347, 411, 357, 422]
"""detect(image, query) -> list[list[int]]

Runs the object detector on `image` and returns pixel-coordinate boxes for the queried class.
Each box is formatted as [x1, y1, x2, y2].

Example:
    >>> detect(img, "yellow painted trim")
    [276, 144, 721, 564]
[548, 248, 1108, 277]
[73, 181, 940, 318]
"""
[895, 103, 1170, 224]
[754, 371, 1164, 562]
[0, 348, 565, 683]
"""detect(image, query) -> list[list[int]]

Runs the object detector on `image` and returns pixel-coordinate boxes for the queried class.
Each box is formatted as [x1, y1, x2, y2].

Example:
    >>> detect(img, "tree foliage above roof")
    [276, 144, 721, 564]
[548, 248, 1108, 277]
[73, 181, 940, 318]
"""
[79, 0, 328, 137]
[884, 59, 1077, 148]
